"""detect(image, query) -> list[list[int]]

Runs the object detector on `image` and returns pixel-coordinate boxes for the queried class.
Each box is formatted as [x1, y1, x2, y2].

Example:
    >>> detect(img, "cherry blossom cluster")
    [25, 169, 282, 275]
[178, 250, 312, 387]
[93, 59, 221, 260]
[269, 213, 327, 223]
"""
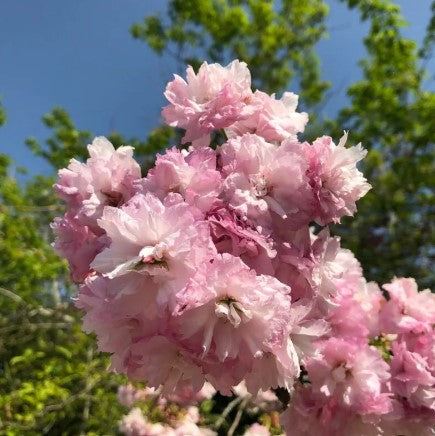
[117, 383, 217, 435]
[52, 60, 434, 435]
[116, 381, 281, 435]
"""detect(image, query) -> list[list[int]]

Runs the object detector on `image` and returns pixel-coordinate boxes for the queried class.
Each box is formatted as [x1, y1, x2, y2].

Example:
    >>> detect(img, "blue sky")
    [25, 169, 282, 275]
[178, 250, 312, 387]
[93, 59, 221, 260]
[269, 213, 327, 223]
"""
[0, 0, 432, 178]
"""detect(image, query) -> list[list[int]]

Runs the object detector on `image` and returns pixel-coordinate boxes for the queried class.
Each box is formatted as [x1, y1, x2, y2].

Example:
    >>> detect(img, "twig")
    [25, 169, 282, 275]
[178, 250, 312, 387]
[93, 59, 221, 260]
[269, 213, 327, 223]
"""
[0, 375, 102, 431]
[228, 397, 249, 436]
[213, 396, 243, 430]
[2, 204, 62, 212]
[0, 322, 72, 334]
[0, 287, 25, 304]
[79, 346, 94, 435]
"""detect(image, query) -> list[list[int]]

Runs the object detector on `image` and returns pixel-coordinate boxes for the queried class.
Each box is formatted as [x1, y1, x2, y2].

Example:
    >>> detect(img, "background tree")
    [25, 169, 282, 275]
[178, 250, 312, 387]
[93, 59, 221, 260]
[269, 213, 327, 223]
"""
[1, 1, 433, 434]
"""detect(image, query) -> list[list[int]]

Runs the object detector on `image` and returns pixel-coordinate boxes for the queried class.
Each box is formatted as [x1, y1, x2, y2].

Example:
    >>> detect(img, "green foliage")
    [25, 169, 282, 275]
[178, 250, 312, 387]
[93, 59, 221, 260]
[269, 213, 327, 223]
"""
[0, 302, 126, 435]
[0, 98, 6, 127]
[131, 0, 330, 106]
[25, 107, 93, 170]
[0, 156, 67, 307]
[0, 154, 125, 435]
[26, 107, 176, 173]
[327, 0, 435, 288]
[420, 0, 435, 60]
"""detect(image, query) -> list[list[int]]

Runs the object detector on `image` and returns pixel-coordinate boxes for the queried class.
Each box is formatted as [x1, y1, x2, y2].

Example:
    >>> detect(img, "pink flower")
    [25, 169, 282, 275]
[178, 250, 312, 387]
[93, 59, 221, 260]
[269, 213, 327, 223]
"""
[390, 341, 435, 410]
[302, 132, 371, 225]
[288, 300, 330, 364]
[162, 60, 253, 147]
[220, 133, 307, 229]
[228, 90, 308, 143]
[138, 147, 222, 214]
[54, 136, 141, 231]
[75, 274, 159, 357]
[90, 193, 214, 309]
[125, 335, 205, 395]
[206, 201, 276, 275]
[243, 423, 271, 436]
[328, 280, 383, 341]
[279, 228, 346, 303]
[174, 421, 216, 436]
[165, 381, 216, 406]
[306, 338, 392, 416]
[281, 383, 387, 436]
[118, 408, 149, 436]
[117, 384, 137, 407]
[244, 341, 300, 393]
[280, 384, 336, 436]
[51, 213, 106, 282]
[119, 408, 178, 435]
[174, 254, 292, 363]
[381, 277, 435, 334]
[328, 251, 383, 339]
[309, 228, 345, 302]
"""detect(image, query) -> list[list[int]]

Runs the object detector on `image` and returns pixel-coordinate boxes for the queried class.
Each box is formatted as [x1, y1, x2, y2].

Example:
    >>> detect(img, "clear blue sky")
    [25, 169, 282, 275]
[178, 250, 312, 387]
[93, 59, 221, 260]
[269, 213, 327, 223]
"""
[0, 0, 432, 178]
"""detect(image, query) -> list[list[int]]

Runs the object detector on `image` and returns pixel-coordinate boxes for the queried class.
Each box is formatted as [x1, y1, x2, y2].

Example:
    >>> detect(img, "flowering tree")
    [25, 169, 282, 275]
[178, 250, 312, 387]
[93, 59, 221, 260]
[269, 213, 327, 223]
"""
[1, 1, 434, 433]
[53, 61, 435, 435]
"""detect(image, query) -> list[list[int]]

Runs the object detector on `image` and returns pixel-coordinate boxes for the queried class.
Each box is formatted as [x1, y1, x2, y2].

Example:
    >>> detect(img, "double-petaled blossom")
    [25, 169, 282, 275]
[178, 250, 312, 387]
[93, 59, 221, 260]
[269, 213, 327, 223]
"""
[125, 335, 205, 395]
[301, 132, 371, 225]
[138, 147, 222, 215]
[243, 423, 272, 436]
[380, 277, 435, 334]
[280, 383, 391, 436]
[390, 341, 435, 411]
[54, 137, 141, 230]
[227, 90, 308, 143]
[51, 213, 106, 282]
[172, 254, 298, 393]
[305, 338, 392, 416]
[90, 192, 214, 306]
[220, 133, 307, 230]
[162, 60, 253, 147]
[206, 200, 276, 275]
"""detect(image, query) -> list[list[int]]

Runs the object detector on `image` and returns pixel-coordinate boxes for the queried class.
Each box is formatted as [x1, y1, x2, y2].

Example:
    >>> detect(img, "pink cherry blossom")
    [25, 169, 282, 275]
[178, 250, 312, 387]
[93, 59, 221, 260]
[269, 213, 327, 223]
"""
[288, 299, 330, 363]
[52, 59, 433, 433]
[54, 136, 141, 231]
[380, 277, 435, 334]
[220, 133, 307, 229]
[228, 90, 308, 143]
[75, 274, 160, 361]
[126, 335, 205, 395]
[117, 384, 138, 407]
[162, 60, 253, 147]
[165, 381, 216, 406]
[138, 147, 222, 214]
[51, 213, 106, 282]
[243, 423, 271, 436]
[301, 132, 371, 225]
[206, 201, 276, 275]
[173, 254, 292, 363]
[118, 408, 149, 436]
[305, 338, 392, 416]
[390, 341, 435, 411]
[90, 193, 214, 305]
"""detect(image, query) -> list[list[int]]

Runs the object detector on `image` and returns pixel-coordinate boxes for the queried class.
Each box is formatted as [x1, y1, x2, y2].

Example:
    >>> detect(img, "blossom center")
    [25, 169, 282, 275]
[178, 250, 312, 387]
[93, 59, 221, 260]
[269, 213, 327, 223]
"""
[331, 362, 352, 382]
[134, 243, 169, 271]
[215, 297, 252, 328]
[102, 190, 124, 207]
[250, 175, 268, 198]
